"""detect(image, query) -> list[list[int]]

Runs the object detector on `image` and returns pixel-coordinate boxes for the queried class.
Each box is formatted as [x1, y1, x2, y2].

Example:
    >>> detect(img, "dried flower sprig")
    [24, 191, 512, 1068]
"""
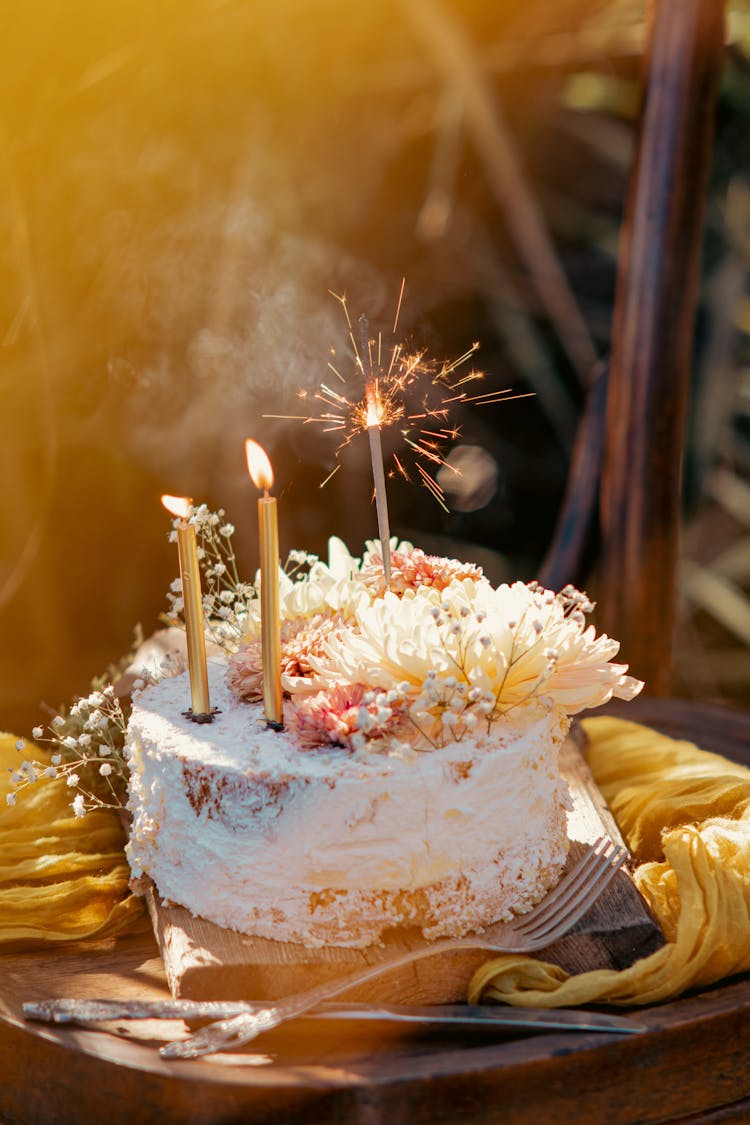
[164, 503, 255, 650]
[9, 685, 133, 816]
[5, 628, 164, 815]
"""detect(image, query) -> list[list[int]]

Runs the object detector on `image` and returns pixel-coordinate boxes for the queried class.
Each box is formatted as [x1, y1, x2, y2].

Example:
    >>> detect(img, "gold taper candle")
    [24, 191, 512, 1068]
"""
[161, 495, 212, 719]
[244, 440, 283, 729]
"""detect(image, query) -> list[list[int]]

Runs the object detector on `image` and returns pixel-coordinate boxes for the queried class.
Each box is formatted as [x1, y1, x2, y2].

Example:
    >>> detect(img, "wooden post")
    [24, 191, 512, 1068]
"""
[599, 0, 725, 694]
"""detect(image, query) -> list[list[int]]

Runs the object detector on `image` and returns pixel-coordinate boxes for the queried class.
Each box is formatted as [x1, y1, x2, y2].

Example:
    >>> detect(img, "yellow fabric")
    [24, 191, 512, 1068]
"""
[469, 716, 750, 1007]
[0, 732, 146, 945]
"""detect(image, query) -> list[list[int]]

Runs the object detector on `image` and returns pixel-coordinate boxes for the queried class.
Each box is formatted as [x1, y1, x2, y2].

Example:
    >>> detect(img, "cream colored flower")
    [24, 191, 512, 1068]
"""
[308, 577, 642, 720]
[229, 534, 642, 740]
[544, 625, 641, 713]
[241, 556, 364, 642]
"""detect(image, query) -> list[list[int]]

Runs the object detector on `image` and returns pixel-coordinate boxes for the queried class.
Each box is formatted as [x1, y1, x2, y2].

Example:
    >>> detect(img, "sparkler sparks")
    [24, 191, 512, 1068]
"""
[266, 283, 529, 511]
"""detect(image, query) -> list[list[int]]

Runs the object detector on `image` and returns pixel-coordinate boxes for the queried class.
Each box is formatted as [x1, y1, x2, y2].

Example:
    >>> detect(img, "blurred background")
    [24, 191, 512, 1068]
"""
[1, 0, 749, 735]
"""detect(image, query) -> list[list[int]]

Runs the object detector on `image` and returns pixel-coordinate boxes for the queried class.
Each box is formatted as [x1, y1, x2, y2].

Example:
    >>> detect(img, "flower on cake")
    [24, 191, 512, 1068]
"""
[300, 572, 642, 748]
[360, 544, 484, 597]
[223, 533, 642, 753]
[227, 609, 351, 701]
[287, 683, 411, 751]
[226, 540, 372, 698]
[164, 502, 254, 647]
[227, 537, 484, 702]
[308, 576, 643, 715]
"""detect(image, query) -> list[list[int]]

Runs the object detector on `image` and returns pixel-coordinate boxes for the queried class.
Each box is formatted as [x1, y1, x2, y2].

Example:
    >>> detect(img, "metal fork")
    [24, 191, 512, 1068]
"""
[161, 837, 627, 1059]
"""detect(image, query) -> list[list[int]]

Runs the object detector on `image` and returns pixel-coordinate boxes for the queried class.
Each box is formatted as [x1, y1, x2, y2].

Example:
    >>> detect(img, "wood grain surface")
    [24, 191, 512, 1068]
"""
[147, 731, 663, 1004]
[1, 698, 749, 1125]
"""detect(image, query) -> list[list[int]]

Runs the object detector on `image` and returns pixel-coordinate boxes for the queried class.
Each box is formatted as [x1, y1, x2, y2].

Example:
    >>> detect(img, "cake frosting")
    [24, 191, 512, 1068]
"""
[126, 663, 572, 947]
[126, 536, 642, 948]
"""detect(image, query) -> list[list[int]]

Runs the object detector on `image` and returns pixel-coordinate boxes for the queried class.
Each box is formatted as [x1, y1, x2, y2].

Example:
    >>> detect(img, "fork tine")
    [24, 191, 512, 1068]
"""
[512, 841, 622, 933]
[516, 840, 622, 935]
[529, 847, 628, 945]
[517, 843, 625, 936]
[516, 846, 628, 947]
[511, 838, 609, 931]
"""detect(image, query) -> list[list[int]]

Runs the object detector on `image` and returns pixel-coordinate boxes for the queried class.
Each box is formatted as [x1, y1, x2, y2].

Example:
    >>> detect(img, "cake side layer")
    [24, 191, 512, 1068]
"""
[126, 665, 571, 947]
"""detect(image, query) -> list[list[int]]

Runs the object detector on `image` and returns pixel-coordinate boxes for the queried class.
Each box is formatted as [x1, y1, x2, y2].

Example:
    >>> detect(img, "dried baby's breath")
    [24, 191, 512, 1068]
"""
[164, 503, 255, 651]
[12, 684, 133, 815]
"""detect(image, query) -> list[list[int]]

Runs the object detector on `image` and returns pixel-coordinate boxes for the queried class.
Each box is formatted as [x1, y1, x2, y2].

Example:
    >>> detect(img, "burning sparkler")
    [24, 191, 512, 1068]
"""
[266, 280, 530, 586]
[363, 374, 393, 588]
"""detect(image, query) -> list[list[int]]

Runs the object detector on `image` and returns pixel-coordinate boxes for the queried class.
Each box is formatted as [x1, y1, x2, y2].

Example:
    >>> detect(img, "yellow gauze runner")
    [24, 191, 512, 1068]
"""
[0, 732, 146, 945]
[469, 715, 750, 1007]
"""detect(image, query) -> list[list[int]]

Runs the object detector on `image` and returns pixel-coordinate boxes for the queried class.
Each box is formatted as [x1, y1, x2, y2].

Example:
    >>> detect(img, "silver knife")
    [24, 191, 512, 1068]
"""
[312, 1002, 646, 1034]
[23, 998, 645, 1034]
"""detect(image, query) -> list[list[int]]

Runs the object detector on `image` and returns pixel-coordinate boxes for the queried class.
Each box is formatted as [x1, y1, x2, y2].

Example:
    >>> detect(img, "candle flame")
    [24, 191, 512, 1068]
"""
[245, 439, 274, 491]
[161, 494, 193, 520]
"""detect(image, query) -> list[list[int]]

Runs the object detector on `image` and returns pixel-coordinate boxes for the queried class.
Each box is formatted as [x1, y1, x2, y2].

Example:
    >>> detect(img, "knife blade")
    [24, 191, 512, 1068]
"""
[23, 998, 646, 1034]
[312, 1002, 646, 1034]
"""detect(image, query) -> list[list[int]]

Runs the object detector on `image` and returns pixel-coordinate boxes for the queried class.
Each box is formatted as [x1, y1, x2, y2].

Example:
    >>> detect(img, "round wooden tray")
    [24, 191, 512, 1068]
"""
[2, 698, 750, 1125]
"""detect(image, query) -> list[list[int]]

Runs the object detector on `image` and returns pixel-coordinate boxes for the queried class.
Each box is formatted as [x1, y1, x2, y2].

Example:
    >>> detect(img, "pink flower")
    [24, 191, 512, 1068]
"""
[287, 684, 407, 751]
[226, 611, 349, 702]
[287, 685, 367, 750]
[362, 547, 483, 597]
[226, 643, 263, 701]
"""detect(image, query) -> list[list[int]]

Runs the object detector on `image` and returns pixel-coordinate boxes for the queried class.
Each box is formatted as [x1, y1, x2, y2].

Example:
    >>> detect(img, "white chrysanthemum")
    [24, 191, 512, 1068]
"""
[242, 556, 365, 642]
[308, 577, 642, 718]
[544, 625, 640, 712]
[327, 536, 366, 580]
[307, 585, 451, 690]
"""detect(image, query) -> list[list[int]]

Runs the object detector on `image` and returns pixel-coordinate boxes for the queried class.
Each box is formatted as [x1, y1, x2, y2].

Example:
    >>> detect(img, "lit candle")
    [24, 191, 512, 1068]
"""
[161, 495, 213, 721]
[244, 440, 283, 730]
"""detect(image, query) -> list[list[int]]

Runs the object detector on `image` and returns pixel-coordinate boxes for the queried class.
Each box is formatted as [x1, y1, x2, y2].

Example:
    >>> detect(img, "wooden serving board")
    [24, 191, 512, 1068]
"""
[147, 730, 664, 1003]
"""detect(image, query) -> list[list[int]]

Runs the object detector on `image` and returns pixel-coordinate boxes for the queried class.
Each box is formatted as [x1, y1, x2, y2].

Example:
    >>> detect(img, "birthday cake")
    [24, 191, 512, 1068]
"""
[124, 538, 642, 948]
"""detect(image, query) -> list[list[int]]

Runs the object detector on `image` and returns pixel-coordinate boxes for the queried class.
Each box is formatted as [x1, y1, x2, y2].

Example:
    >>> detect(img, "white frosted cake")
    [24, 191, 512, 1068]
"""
[126, 539, 642, 948]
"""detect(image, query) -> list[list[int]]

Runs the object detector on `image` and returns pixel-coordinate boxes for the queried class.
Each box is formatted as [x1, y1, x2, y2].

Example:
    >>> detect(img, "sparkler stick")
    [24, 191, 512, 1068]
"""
[359, 312, 392, 588]
[366, 383, 392, 589]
